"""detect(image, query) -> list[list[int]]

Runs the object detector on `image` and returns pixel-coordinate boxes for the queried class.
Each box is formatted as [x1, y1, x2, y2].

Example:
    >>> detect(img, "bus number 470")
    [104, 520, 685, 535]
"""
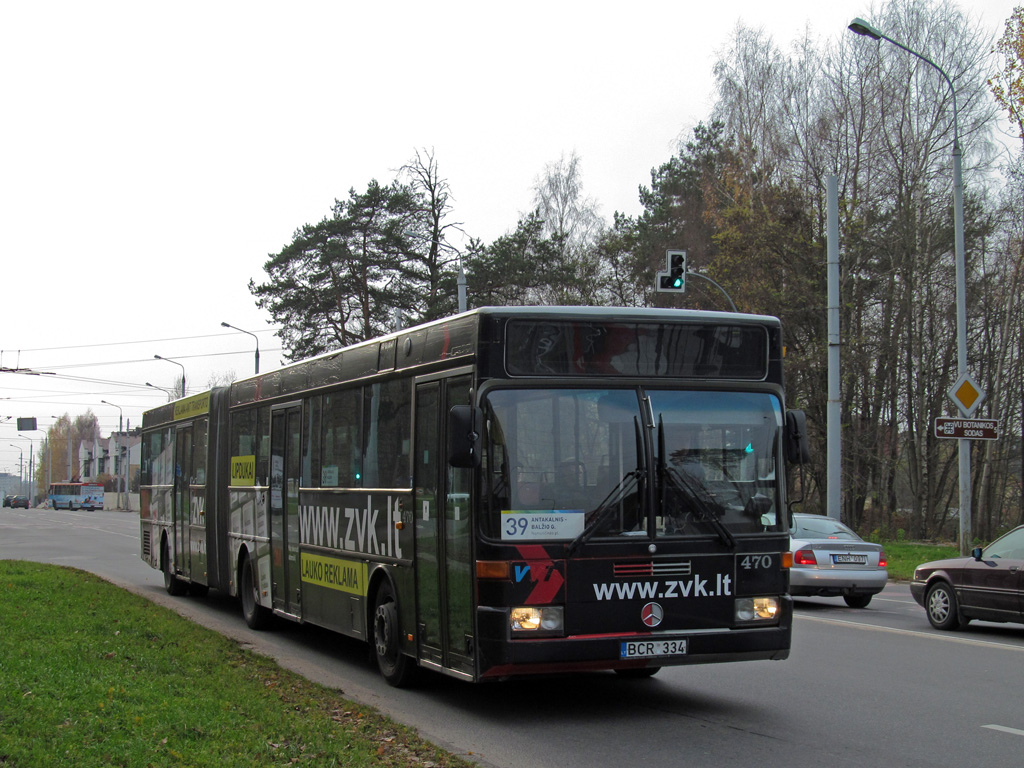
[740, 555, 773, 570]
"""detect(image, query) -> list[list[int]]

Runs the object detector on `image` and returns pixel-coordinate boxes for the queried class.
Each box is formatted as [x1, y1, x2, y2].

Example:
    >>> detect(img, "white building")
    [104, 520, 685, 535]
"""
[78, 430, 142, 510]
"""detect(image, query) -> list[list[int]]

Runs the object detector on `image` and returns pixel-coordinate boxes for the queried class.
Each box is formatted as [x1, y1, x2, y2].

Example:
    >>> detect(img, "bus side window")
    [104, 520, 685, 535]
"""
[303, 395, 321, 488]
[256, 406, 270, 485]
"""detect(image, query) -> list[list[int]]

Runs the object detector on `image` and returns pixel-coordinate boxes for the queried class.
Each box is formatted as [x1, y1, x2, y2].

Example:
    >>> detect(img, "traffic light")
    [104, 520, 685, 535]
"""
[656, 250, 686, 292]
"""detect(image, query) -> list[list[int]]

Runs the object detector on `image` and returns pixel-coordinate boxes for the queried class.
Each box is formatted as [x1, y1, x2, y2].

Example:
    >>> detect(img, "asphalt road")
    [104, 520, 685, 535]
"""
[3, 506, 1024, 767]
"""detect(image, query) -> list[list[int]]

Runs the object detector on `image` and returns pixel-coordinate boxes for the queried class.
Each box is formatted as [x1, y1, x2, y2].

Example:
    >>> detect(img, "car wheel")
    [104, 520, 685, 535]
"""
[240, 554, 272, 630]
[926, 581, 961, 630]
[844, 594, 872, 608]
[372, 581, 417, 687]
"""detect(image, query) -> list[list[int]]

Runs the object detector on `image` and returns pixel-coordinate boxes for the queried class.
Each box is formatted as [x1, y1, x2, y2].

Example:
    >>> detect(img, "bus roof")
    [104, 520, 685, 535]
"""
[143, 306, 782, 428]
[232, 306, 780, 385]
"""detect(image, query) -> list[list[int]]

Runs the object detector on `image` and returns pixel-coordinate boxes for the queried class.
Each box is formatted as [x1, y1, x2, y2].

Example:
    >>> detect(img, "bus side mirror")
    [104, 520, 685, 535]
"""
[784, 410, 810, 464]
[449, 405, 482, 469]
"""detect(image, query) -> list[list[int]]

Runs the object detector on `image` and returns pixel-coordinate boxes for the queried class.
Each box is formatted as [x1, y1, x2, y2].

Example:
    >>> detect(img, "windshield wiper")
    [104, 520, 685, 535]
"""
[662, 464, 736, 549]
[567, 416, 645, 556]
[567, 468, 642, 556]
[656, 412, 735, 550]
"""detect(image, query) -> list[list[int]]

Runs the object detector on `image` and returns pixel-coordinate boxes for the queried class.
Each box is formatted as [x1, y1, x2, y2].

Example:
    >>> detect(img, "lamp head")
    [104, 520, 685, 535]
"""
[848, 17, 882, 39]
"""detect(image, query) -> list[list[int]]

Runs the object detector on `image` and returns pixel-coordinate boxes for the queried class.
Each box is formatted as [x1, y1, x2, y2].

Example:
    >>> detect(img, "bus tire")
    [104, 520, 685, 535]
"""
[188, 582, 209, 598]
[240, 553, 272, 630]
[161, 539, 188, 597]
[372, 581, 417, 687]
[614, 666, 661, 679]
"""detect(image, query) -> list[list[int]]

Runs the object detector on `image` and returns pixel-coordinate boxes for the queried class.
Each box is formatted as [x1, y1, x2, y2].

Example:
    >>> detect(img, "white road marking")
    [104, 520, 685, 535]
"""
[983, 724, 1024, 737]
[871, 595, 917, 604]
[796, 613, 1024, 652]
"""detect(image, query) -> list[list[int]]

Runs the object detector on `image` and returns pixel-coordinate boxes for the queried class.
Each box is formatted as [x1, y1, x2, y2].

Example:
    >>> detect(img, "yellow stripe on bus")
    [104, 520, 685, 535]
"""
[173, 392, 211, 420]
[300, 553, 368, 596]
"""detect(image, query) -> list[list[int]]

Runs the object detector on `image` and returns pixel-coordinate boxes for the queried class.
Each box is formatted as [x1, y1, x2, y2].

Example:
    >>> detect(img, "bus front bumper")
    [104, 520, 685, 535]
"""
[475, 600, 792, 679]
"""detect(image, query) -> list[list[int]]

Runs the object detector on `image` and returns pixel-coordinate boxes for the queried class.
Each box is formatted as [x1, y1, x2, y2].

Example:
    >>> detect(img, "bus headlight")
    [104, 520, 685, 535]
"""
[734, 597, 780, 622]
[510, 606, 565, 635]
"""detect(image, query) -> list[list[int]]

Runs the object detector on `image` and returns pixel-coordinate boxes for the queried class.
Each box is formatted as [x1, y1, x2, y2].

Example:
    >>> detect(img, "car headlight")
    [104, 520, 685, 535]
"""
[510, 606, 565, 636]
[734, 597, 780, 622]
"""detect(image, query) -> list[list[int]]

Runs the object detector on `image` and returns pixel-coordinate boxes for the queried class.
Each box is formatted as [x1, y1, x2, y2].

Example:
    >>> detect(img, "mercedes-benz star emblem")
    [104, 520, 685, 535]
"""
[641, 602, 664, 627]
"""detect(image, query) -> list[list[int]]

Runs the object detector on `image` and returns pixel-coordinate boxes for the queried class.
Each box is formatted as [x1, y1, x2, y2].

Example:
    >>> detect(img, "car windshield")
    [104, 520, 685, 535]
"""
[982, 527, 1024, 560]
[792, 516, 862, 541]
[481, 387, 784, 542]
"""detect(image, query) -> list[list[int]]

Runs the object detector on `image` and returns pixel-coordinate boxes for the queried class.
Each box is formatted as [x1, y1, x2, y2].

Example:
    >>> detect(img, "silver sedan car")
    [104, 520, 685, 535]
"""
[789, 513, 889, 608]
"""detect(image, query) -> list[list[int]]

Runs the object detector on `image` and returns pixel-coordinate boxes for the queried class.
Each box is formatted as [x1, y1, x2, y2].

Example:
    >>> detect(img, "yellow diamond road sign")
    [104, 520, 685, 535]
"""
[948, 372, 985, 417]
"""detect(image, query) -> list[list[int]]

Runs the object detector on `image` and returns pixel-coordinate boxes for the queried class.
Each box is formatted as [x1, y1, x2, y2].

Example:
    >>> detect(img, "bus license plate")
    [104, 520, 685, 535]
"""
[621, 639, 688, 659]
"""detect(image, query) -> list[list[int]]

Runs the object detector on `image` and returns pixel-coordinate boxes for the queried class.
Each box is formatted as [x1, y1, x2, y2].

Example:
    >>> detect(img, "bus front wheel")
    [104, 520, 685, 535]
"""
[372, 581, 416, 687]
[614, 666, 661, 679]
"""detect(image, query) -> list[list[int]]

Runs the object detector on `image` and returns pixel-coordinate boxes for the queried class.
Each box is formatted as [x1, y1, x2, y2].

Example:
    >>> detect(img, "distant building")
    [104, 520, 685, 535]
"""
[0, 471, 21, 499]
[78, 429, 141, 509]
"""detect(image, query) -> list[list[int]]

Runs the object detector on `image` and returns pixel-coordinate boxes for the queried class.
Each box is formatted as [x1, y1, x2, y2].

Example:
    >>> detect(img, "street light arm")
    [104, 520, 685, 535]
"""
[100, 400, 124, 433]
[154, 355, 187, 398]
[848, 18, 959, 148]
[221, 322, 261, 375]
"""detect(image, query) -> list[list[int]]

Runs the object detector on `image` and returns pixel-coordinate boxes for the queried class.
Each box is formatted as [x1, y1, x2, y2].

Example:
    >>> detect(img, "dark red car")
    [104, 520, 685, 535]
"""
[910, 524, 1024, 630]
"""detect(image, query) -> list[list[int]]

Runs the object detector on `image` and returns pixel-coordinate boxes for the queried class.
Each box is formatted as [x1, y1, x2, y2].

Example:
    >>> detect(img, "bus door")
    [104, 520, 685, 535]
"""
[189, 418, 209, 585]
[270, 403, 302, 617]
[414, 375, 475, 676]
[173, 424, 193, 578]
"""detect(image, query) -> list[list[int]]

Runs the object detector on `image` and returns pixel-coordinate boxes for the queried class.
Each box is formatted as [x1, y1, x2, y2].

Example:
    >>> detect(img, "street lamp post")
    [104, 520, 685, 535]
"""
[145, 382, 175, 400]
[154, 354, 187, 398]
[849, 18, 972, 553]
[9, 444, 23, 494]
[50, 416, 62, 486]
[221, 321, 260, 375]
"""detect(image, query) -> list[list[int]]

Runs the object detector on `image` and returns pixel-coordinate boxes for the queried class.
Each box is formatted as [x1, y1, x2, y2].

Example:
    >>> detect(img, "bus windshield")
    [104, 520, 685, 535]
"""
[482, 387, 783, 542]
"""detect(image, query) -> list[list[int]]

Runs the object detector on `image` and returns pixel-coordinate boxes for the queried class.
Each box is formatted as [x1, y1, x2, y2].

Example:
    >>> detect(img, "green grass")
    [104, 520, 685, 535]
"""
[876, 541, 960, 581]
[0, 561, 475, 768]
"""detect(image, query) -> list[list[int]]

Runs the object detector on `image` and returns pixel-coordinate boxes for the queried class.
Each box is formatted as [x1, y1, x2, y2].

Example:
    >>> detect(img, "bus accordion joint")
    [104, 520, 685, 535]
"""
[476, 560, 511, 580]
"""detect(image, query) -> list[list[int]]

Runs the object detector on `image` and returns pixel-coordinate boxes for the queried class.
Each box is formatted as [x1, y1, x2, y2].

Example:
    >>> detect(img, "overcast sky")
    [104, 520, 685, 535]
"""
[0, 0, 1018, 472]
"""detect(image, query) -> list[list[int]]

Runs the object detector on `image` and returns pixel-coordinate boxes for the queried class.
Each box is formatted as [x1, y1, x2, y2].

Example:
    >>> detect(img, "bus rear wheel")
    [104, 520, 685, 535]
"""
[372, 581, 416, 687]
[240, 553, 272, 630]
[161, 539, 187, 596]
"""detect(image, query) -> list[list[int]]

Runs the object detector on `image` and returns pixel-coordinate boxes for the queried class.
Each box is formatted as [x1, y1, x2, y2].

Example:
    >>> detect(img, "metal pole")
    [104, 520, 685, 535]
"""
[827, 176, 842, 521]
[101, 400, 124, 509]
[9, 445, 23, 494]
[154, 355, 186, 398]
[849, 18, 971, 552]
[684, 271, 738, 312]
[952, 142, 971, 553]
[458, 263, 468, 313]
[221, 322, 260, 375]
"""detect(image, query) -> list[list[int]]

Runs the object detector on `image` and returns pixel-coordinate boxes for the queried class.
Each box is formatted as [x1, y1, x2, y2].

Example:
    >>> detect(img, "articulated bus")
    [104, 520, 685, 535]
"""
[140, 306, 808, 685]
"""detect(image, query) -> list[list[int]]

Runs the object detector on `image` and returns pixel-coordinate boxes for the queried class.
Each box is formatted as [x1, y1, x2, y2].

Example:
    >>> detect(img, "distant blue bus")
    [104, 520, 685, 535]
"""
[49, 482, 104, 511]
